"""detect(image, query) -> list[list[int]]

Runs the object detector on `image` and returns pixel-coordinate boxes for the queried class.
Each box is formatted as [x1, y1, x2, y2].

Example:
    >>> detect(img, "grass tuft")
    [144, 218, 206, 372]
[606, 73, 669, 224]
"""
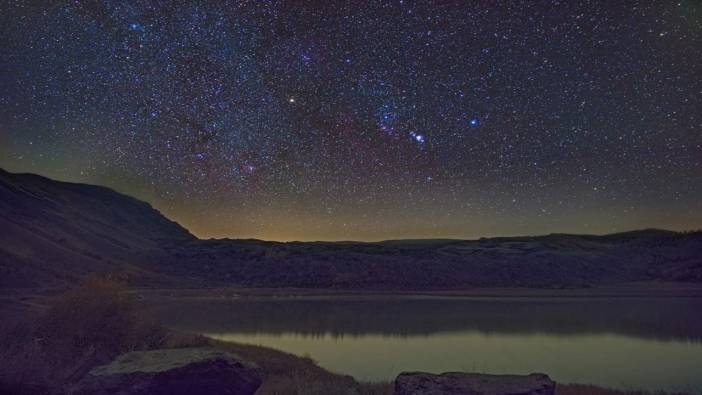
[556, 384, 693, 395]
[0, 276, 167, 394]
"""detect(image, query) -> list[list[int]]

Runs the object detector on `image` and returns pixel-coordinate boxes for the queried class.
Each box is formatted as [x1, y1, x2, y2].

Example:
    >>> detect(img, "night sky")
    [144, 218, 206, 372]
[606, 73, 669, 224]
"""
[1, 1, 700, 241]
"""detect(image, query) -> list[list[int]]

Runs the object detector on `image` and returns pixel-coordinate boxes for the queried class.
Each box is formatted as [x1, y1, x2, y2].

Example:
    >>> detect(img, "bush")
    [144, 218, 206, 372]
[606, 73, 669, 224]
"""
[0, 276, 165, 394]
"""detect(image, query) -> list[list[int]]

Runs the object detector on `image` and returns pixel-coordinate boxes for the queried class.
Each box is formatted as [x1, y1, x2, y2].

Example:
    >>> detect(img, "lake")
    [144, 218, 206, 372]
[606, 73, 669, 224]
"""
[153, 296, 702, 392]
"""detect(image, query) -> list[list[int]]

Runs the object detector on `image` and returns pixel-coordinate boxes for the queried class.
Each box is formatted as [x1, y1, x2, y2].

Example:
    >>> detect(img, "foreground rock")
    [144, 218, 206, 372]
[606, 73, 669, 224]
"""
[394, 372, 555, 395]
[74, 347, 262, 395]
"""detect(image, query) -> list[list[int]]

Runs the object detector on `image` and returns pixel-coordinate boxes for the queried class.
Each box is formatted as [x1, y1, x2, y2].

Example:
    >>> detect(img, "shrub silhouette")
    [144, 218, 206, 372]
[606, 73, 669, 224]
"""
[0, 276, 164, 394]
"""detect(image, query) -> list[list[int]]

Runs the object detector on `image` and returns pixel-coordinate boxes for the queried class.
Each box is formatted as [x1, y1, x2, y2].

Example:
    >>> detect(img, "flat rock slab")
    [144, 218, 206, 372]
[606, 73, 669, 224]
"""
[75, 347, 262, 395]
[394, 372, 555, 395]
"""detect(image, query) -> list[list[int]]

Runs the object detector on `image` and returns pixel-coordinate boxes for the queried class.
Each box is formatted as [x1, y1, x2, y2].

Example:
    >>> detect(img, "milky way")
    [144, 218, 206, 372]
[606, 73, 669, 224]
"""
[1, 1, 701, 240]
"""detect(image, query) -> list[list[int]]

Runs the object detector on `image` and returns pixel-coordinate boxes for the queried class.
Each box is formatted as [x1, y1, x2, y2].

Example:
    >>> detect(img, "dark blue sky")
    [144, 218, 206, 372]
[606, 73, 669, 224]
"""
[1, 1, 700, 240]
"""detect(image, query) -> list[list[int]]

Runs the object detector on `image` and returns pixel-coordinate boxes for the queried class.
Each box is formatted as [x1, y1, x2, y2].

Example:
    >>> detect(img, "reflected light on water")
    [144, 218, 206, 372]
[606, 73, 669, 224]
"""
[208, 331, 702, 392]
[153, 296, 702, 392]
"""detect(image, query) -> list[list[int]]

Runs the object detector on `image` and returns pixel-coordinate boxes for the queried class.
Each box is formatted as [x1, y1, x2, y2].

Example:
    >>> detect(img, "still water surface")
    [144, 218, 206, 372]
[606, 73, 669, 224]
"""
[154, 296, 702, 391]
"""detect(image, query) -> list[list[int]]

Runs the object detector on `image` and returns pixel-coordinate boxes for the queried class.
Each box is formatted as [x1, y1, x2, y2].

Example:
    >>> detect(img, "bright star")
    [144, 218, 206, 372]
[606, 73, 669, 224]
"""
[410, 131, 425, 143]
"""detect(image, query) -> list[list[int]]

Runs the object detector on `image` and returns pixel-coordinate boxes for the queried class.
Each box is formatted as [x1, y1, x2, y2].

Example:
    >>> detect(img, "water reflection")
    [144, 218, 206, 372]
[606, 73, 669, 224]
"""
[155, 296, 702, 341]
[154, 296, 702, 391]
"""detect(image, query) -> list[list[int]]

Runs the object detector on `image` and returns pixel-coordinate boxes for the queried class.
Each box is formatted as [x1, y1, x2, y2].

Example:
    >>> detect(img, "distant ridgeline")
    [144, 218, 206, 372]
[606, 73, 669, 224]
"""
[1, 168, 701, 289]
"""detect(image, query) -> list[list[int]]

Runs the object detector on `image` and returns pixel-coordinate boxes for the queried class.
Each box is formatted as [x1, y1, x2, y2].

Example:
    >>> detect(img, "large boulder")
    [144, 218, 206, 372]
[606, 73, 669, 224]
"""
[74, 347, 263, 395]
[394, 372, 555, 395]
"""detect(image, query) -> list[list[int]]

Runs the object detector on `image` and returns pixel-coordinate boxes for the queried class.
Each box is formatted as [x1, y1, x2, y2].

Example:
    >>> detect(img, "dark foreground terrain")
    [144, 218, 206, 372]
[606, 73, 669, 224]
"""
[1, 169, 700, 394]
[0, 279, 695, 395]
[1, 168, 701, 290]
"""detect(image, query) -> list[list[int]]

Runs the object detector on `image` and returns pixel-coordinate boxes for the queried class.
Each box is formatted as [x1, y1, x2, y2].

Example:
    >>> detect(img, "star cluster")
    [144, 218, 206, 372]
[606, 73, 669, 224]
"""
[1, 1, 700, 240]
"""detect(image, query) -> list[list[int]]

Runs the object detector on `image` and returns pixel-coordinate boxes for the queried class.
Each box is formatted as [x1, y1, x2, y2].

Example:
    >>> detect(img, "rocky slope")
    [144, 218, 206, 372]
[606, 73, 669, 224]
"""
[1, 169, 700, 289]
[163, 229, 702, 289]
[0, 169, 194, 288]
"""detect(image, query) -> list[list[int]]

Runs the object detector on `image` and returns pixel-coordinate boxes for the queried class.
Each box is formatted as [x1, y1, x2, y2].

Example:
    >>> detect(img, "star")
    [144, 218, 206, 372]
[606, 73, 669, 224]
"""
[0, 0, 698, 240]
[409, 131, 425, 144]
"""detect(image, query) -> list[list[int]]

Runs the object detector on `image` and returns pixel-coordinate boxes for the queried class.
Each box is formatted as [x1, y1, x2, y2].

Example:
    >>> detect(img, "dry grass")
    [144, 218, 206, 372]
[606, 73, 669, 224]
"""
[0, 277, 178, 394]
[252, 381, 699, 395]
[556, 384, 693, 395]
[201, 339, 364, 395]
[357, 381, 394, 395]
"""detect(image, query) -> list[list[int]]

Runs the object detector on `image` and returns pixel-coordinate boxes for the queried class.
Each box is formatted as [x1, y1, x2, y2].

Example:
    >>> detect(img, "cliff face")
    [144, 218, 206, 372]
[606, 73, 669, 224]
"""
[1, 169, 700, 290]
[0, 169, 194, 288]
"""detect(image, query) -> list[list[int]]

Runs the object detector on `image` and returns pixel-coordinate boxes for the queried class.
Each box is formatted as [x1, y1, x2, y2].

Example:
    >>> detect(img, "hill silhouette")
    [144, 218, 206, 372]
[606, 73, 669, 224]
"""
[0, 169, 193, 287]
[1, 169, 700, 289]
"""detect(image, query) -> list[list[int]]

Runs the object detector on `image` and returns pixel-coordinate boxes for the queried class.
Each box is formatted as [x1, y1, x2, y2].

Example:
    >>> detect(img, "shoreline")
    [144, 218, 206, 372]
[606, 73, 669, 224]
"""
[132, 281, 702, 301]
[3, 281, 701, 319]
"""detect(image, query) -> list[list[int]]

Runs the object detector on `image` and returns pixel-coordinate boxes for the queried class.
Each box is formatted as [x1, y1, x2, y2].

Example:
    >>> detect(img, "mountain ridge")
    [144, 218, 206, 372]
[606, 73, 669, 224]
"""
[1, 169, 700, 289]
[0, 168, 194, 287]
